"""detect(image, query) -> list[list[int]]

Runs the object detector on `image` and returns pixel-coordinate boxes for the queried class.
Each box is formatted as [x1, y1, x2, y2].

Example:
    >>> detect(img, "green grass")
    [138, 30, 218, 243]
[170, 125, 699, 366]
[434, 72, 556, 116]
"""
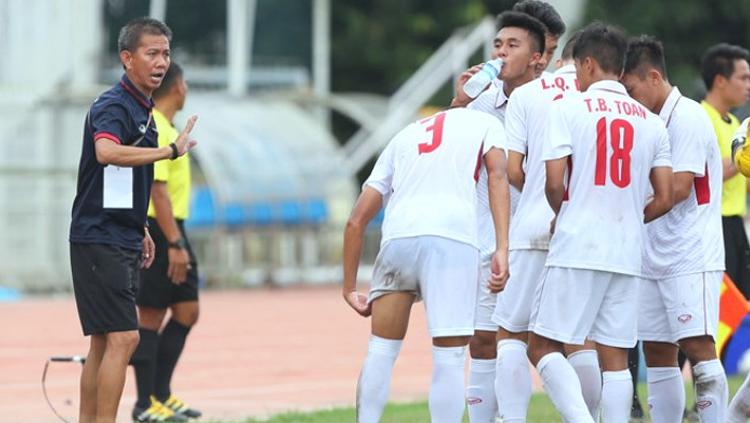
[212, 376, 744, 422]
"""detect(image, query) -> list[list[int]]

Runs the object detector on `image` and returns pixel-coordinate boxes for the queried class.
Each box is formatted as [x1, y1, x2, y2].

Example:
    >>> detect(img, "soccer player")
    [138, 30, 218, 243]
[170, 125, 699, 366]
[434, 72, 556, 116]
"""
[527, 23, 673, 423]
[493, 31, 603, 422]
[451, 11, 549, 422]
[69, 17, 196, 423]
[130, 63, 201, 421]
[700, 44, 750, 299]
[622, 35, 728, 423]
[512, 0, 566, 76]
[342, 107, 510, 423]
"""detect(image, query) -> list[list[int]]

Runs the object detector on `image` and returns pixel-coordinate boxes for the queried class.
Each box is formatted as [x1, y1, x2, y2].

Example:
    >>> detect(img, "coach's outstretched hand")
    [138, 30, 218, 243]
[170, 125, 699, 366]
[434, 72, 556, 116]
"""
[344, 290, 372, 317]
[174, 115, 198, 156]
[488, 250, 509, 293]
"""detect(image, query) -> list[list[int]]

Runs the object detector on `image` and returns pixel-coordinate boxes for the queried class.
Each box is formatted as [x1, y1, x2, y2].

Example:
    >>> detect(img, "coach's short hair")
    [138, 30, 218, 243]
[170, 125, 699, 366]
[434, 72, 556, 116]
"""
[624, 35, 668, 79]
[153, 62, 183, 99]
[573, 22, 628, 75]
[560, 30, 582, 61]
[118, 17, 172, 52]
[701, 43, 750, 90]
[511, 0, 566, 37]
[496, 11, 547, 55]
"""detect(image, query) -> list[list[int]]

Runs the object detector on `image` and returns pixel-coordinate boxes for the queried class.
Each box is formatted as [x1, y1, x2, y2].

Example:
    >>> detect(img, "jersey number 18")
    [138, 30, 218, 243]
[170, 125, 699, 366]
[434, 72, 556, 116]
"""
[595, 117, 634, 188]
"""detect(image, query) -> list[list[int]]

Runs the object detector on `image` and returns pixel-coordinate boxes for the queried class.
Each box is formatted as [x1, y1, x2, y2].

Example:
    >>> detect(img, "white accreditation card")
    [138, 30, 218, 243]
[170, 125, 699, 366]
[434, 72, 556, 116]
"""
[102, 165, 133, 209]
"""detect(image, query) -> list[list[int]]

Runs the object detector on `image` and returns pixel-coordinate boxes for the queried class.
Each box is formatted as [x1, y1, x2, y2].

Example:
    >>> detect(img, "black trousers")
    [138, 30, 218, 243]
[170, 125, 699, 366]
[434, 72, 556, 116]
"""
[722, 215, 750, 300]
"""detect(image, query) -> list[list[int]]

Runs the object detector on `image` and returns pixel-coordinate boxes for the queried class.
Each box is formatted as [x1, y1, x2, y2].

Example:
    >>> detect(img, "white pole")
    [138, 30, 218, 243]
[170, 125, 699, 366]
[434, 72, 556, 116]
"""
[228, 0, 254, 96]
[312, 0, 331, 128]
[149, 0, 167, 21]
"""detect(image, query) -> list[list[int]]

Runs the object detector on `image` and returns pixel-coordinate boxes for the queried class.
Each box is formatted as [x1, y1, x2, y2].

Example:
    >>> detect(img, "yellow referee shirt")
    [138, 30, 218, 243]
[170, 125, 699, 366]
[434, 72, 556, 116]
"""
[147, 108, 192, 220]
[702, 101, 744, 217]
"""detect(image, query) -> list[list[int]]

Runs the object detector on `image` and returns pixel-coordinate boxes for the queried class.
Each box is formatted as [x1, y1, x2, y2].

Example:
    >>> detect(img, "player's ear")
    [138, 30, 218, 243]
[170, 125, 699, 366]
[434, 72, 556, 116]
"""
[648, 69, 662, 85]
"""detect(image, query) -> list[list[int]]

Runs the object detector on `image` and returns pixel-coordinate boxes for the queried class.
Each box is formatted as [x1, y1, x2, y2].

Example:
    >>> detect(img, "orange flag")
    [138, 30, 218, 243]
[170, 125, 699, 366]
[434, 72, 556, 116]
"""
[717, 273, 750, 355]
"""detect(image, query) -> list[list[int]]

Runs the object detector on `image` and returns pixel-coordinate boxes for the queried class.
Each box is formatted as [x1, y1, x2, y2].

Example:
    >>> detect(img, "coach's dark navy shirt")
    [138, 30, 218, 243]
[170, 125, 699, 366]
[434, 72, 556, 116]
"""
[69, 75, 158, 251]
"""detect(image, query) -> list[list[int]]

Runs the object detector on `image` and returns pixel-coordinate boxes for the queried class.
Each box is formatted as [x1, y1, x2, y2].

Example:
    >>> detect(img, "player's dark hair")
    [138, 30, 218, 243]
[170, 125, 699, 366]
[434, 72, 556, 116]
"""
[496, 11, 547, 55]
[573, 22, 628, 75]
[624, 35, 668, 79]
[560, 30, 582, 61]
[701, 43, 750, 90]
[118, 17, 172, 52]
[511, 0, 566, 37]
[153, 62, 183, 99]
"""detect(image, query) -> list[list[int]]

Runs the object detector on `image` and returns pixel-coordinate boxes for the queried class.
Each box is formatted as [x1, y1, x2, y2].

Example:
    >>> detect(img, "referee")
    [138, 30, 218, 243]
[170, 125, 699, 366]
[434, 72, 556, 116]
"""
[69, 17, 197, 423]
[130, 62, 202, 421]
[700, 43, 750, 298]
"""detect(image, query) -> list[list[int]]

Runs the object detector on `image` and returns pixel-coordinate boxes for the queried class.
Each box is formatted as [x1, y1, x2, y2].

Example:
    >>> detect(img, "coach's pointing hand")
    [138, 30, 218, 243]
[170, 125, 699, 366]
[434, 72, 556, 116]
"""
[488, 250, 509, 293]
[344, 290, 372, 317]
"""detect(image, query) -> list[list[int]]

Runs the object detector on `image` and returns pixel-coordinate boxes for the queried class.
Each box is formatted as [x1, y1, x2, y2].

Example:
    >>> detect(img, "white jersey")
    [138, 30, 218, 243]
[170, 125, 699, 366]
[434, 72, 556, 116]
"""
[506, 64, 579, 251]
[643, 87, 725, 277]
[365, 108, 506, 248]
[467, 79, 519, 259]
[543, 80, 672, 276]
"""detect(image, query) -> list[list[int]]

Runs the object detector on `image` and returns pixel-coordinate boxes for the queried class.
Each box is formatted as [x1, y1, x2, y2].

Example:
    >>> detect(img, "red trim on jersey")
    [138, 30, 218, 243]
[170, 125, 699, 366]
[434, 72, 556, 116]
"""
[562, 156, 573, 201]
[474, 142, 484, 183]
[694, 163, 710, 205]
[94, 132, 122, 145]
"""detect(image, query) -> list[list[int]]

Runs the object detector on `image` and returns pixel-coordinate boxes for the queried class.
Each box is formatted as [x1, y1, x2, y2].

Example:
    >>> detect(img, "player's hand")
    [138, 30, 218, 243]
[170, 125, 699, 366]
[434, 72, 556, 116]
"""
[488, 250, 509, 293]
[343, 290, 372, 317]
[174, 115, 198, 156]
[549, 216, 557, 235]
[451, 64, 484, 108]
[141, 230, 155, 269]
[167, 247, 191, 285]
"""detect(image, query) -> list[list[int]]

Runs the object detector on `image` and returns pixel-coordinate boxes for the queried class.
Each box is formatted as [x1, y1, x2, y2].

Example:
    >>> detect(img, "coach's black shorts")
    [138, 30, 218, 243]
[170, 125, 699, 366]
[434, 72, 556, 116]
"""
[137, 218, 199, 309]
[70, 243, 140, 336]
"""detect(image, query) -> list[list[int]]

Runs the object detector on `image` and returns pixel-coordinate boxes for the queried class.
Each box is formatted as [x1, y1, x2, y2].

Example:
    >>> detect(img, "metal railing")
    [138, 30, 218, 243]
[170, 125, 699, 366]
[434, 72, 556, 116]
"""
[343, 16, 496, 175]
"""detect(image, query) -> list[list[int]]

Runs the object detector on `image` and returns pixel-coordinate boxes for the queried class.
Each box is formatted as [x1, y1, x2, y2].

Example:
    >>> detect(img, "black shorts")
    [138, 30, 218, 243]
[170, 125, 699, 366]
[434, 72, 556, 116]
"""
[723, 215, 750, 299]
[137, 218, 199, 309]
[70, 243, 140, 336]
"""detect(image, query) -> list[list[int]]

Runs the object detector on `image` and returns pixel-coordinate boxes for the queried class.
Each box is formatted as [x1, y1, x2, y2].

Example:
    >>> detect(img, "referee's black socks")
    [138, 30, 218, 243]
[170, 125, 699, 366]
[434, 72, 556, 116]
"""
[155, 319, 192, 401]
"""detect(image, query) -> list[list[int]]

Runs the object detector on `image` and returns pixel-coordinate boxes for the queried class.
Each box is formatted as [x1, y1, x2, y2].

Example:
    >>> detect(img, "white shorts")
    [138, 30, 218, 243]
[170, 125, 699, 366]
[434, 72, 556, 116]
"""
[492, 250, 548, 333]
[475, 259, 497, 332]
[638, 272, 722, 343]
[368, 236, 479, 338]
[529, 266, 639, 348]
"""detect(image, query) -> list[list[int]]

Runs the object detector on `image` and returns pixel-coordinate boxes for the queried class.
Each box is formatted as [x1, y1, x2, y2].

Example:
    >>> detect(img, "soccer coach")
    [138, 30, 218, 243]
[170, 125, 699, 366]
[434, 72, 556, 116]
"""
[68, 17, 197, 423]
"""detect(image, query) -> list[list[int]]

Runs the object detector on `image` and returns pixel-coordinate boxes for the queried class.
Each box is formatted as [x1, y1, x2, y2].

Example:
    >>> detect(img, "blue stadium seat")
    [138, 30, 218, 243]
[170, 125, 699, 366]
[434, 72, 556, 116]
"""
[723, 314, 750, 374]
[247, 202, 273, 226]
[278, 201, 302, 226]
[303, 198, 328, 225]
[186, 186, 216, 229]
[222, 202, 247, 227]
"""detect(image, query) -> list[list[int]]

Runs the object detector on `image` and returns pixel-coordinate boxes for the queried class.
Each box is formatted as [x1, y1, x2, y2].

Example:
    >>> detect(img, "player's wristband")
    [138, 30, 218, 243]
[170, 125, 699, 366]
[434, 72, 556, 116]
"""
[168, 238, 187, 250]
[169, 142, 179, 160]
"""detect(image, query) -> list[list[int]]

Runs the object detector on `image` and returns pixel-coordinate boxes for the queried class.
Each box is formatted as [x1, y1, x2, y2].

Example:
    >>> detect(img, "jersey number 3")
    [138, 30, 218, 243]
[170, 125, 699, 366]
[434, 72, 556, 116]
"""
[418, 112, 446, 154]
[594, 117, 634, 188]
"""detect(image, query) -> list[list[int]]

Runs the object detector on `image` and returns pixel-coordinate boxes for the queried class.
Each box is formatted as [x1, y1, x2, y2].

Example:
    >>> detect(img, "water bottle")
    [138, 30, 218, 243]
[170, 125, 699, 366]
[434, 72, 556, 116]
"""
[463, 58, 504, 99]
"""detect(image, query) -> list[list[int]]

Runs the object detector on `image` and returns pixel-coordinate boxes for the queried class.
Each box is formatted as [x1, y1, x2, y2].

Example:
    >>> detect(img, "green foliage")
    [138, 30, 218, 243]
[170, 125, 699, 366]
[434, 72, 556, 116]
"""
[583, 0, 750, 99]
[331, 0, 497, 94]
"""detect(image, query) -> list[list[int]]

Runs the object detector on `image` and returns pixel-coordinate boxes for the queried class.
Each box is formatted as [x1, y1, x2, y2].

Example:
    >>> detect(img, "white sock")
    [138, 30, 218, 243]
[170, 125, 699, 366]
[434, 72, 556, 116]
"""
[495, 339, 531, 423]
[568, 349, 601, 419]
[356, 336, 402, 423]
[728, 371, 750, 423]
[466, 357, 497, 423]
[600, 370, 632, 423]
[537, 352, 594, 423]
[693, 359, 728, 423]
[646, 367, 684, 423]
[429, 345, 467, 423]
